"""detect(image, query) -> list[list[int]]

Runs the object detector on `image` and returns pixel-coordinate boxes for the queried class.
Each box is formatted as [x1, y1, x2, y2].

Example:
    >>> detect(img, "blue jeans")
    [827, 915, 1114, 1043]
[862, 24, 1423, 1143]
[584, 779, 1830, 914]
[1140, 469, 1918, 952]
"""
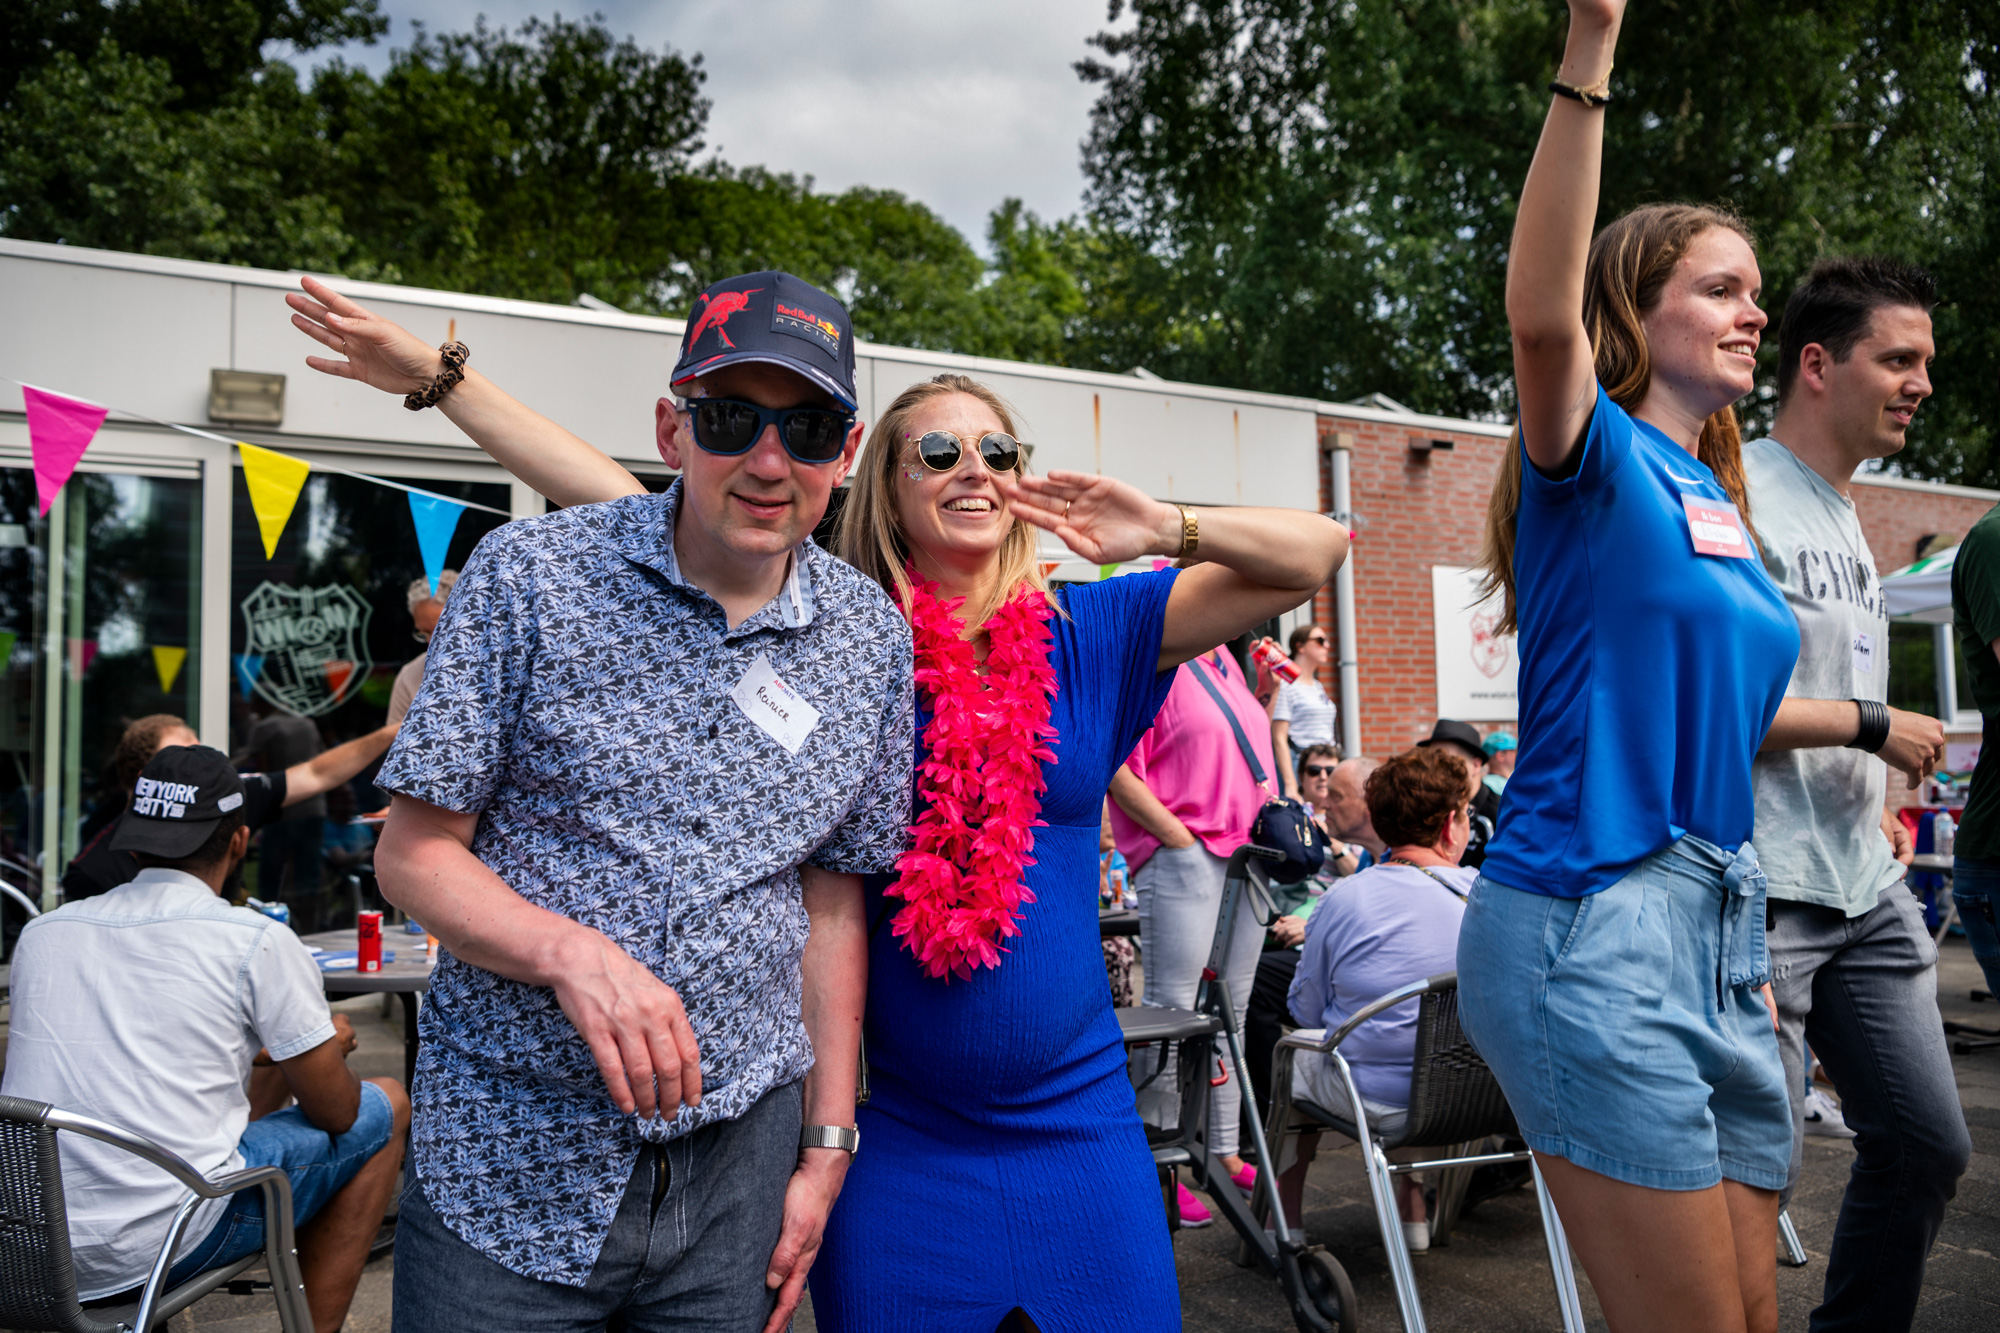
[1769, 889, 1970, 1332]
[166, 1082, 395, 1285]
[392, 1080, 801, 1333]
[1951, 856, 2000, 1000]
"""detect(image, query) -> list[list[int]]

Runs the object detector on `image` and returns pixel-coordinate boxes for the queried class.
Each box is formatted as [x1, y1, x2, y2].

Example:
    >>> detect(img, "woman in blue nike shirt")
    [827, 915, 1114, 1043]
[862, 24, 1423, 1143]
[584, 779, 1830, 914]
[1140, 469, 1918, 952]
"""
[1458, 3, 1800, 1331]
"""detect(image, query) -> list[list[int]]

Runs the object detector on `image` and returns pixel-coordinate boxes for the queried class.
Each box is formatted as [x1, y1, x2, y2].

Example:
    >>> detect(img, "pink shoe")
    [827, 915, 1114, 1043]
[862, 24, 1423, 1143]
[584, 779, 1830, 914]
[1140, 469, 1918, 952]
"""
[1175, 1182, 1213, 1228]
[1231, 1163, 1258, 1194]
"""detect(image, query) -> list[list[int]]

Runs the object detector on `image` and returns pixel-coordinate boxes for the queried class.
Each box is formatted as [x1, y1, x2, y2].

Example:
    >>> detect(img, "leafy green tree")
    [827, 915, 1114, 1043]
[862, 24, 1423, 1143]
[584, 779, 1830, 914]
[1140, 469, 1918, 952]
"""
[1076, 0, 2000, 481]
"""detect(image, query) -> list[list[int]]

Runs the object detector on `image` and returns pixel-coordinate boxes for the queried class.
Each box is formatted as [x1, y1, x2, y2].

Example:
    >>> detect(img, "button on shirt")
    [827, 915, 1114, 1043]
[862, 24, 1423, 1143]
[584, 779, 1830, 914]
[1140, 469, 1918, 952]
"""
[1744, 438, 1903, 914]
[375, 484, 914, 1286]
[0, 868, 334, 1299]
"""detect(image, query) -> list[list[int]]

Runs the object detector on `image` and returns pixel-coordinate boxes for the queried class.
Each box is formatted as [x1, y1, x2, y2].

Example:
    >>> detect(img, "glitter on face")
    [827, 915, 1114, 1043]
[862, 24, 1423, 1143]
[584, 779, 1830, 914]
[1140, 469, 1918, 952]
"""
[901, 463, 925, 480]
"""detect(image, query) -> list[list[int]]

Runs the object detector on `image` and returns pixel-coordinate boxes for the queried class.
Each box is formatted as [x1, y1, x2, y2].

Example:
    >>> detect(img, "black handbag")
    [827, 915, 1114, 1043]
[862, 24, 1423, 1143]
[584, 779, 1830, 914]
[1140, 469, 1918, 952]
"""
[1188, 653, 1329, 884]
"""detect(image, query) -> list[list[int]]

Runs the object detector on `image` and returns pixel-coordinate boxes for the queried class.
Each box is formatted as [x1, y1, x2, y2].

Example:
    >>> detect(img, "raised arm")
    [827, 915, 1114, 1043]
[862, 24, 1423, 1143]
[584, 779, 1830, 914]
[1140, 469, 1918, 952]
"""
[374, 793, 702, 1120]
[1000, 470, 1348, 671]
[288, 276, 647, 508]
[282, 721, 400, 806]
[1509, 0, 1624, 474]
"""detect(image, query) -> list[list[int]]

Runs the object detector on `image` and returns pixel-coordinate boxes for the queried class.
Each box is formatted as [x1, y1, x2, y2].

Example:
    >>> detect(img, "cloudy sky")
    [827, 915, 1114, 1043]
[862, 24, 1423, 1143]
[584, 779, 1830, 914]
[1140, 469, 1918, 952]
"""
[295, 1, 1130, 251]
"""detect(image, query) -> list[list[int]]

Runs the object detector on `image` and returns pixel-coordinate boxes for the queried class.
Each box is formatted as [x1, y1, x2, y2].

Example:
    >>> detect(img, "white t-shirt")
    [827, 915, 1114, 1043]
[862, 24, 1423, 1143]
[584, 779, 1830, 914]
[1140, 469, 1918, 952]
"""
[1271, 676, 1338, 749]
[1, 868, 334, 1298]
[1744, 438, 1903, 916]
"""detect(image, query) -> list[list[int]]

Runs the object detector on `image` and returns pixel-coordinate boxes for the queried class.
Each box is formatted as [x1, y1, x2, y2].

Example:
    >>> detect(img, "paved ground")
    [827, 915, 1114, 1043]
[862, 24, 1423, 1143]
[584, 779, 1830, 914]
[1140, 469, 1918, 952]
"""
[73, 938, 2000, 1331]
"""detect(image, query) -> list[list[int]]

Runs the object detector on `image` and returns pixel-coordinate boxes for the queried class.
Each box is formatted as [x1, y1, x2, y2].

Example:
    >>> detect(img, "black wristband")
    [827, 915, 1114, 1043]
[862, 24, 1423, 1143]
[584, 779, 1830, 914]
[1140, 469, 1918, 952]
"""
[1846, 699, 1891, 754]
[1548, 79, 1613, 108]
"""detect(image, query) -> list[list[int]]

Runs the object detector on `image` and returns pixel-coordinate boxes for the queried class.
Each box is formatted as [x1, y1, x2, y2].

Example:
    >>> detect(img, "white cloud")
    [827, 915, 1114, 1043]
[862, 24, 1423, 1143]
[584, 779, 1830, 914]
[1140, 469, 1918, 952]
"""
[296, 1, 1130, 250]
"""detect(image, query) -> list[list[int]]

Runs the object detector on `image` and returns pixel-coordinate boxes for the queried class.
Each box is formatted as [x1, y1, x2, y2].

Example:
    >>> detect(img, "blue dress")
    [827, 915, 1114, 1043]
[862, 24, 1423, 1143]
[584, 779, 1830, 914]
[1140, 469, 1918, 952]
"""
[809, 570, 1183, 1332]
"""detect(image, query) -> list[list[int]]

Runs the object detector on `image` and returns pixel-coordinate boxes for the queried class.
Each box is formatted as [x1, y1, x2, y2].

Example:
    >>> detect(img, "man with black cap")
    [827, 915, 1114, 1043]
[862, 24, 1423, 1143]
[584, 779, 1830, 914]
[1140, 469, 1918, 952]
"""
[287, 270, 913, 1332]
[1418, 719, 1498, 869]
[3, 746, 409, 1333]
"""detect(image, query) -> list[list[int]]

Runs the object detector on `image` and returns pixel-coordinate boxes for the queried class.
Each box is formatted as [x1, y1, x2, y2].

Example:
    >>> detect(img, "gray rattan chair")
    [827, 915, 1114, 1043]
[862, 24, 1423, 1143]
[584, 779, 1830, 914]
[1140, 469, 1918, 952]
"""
[0, 1094, 311, 1332]
[1267, 971, 1586, 1333]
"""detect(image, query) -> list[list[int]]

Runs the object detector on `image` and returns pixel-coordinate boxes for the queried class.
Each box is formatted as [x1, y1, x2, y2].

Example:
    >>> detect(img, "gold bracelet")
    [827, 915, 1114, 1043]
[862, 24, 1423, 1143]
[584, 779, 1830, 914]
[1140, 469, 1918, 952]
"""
[1175, 503, 1199, 559]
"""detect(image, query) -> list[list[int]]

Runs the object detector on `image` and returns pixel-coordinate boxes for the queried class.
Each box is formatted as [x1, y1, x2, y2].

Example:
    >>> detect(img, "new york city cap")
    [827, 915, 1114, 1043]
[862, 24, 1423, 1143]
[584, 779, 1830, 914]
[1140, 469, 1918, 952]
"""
[111, 745, 248, 859]
[669, 271, 858, 410]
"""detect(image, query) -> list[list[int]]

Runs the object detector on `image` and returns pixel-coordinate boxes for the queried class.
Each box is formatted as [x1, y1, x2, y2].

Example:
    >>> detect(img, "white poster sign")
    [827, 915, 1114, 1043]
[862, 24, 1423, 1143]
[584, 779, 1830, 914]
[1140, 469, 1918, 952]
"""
[1432, 565, 1518, 721]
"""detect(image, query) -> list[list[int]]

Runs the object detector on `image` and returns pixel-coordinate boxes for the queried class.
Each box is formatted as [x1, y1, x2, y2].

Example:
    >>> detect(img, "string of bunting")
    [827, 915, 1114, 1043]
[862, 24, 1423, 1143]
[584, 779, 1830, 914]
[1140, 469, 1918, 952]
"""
[10, 377, 510, 596]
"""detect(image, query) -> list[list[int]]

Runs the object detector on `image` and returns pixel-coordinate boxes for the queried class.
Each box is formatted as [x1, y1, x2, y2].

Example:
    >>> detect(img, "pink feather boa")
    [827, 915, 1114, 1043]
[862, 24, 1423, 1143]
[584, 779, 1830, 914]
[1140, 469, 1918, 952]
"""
[886, 568, 1059, 980]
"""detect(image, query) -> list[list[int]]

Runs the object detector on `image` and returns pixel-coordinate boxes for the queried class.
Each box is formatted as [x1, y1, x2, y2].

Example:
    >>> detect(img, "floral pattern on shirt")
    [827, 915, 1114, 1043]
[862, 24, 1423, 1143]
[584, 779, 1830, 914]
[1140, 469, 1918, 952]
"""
[377, 483, 914, 1285]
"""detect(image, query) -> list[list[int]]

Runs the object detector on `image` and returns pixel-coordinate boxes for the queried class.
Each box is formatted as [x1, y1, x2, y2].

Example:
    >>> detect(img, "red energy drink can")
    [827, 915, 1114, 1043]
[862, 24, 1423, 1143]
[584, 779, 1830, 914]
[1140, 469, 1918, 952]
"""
[1251, 638, 1301, 684]
[357, 910, 383, 973]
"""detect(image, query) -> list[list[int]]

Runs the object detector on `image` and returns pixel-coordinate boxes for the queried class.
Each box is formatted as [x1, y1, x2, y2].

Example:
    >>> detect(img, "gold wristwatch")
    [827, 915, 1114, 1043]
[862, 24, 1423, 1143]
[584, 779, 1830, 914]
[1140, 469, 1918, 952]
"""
[1174, 503, 1199, 559]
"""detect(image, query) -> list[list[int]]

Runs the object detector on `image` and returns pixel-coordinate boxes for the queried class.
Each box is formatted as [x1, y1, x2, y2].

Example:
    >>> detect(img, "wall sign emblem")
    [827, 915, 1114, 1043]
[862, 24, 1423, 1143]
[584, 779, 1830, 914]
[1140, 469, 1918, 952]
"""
[239, 581, 374, 717]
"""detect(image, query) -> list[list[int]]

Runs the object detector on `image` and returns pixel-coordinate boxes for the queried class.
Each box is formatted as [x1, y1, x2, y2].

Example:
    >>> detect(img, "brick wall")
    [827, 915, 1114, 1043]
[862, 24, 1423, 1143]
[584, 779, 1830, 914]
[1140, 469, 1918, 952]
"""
[1309, 414, 1999, 761]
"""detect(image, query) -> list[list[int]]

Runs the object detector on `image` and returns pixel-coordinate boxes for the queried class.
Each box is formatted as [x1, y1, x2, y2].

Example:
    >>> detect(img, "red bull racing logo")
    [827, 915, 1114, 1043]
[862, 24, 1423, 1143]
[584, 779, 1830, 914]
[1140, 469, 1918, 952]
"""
[773, 301, 842, 354]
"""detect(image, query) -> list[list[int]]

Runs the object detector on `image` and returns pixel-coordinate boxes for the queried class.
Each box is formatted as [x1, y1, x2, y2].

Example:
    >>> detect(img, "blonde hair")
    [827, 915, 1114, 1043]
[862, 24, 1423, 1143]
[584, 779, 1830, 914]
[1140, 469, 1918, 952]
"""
[1478, 204, 1759, 633]
[835, 373, 1054, 627]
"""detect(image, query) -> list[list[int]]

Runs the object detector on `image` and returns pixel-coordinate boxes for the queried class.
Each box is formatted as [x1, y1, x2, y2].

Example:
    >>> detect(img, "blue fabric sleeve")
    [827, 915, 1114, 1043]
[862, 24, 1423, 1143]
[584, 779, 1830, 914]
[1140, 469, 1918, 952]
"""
[375, 528, 534, 816]
[1055, 569, 1181, 773]
[1520, 383, 1633, 502]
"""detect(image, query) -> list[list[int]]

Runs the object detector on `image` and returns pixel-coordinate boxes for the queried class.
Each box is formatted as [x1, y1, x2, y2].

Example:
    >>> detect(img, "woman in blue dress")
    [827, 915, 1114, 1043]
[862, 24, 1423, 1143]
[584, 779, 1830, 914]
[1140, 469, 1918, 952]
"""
[284, 284, 1347, 1328]
[808, 373, 1344, 1330]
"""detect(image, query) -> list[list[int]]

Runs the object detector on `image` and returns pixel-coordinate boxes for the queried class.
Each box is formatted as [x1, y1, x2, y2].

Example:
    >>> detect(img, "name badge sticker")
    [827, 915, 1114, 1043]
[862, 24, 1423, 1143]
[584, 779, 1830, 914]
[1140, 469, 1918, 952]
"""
[1680, 494, 1753, 559]
[1853, 631, 1875, 676]
[729, 652, 822, 755]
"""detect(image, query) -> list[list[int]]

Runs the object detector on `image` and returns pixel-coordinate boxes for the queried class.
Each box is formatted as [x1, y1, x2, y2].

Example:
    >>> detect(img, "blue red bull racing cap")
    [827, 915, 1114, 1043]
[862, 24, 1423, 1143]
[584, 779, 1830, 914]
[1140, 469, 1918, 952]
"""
[670, 271, 858, 411]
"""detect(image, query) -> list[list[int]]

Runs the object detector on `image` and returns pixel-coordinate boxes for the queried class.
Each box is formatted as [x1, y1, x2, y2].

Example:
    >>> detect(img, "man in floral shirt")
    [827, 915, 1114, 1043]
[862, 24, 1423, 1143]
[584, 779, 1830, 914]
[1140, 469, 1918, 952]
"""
[372, 273, 913, 1333]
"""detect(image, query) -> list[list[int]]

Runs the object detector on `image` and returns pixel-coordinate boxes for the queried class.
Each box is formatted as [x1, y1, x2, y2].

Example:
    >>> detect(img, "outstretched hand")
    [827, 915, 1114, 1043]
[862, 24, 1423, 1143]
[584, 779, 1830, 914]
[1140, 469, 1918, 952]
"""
[998, 469, 1179, 565]
[287, 275, 448, 396]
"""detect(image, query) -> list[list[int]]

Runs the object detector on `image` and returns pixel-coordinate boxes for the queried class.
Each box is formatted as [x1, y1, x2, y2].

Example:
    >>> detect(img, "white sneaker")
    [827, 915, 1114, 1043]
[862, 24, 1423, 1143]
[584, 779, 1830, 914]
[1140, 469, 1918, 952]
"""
[1802, 1087, 1855, 1139]
[1403, 1220, 1430, 1254]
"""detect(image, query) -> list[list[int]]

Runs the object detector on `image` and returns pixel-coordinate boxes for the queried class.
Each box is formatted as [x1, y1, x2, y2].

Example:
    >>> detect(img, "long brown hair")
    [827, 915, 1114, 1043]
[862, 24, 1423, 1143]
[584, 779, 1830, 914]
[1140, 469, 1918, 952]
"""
[835, 373, 1054, 627]
[1479, 204, 1759, 633]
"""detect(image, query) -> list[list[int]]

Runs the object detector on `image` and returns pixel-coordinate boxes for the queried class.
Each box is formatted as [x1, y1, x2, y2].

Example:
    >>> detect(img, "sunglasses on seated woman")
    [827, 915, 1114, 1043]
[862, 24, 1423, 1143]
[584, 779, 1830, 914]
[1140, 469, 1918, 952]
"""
[912, 430, 1024, 474]
[687, 397, 855, 464]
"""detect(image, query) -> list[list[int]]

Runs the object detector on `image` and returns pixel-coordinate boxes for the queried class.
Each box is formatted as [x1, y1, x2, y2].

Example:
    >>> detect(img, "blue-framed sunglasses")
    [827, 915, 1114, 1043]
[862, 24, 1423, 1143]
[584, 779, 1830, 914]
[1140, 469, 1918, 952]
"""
[687, 397, 855, 464]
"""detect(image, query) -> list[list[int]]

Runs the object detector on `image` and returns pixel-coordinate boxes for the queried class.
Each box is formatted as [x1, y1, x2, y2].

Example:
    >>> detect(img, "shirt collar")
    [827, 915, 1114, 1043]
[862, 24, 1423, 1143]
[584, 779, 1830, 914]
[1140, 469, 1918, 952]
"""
[128, 866, 222, 898]
[604, 480, 819, 630]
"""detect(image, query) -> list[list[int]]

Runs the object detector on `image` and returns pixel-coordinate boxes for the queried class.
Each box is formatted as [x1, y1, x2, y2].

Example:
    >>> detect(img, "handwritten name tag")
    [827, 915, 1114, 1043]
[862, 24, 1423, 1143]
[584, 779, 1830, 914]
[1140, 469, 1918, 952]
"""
[729, 652, 821, 755]
[1681, 494, 1753, 559]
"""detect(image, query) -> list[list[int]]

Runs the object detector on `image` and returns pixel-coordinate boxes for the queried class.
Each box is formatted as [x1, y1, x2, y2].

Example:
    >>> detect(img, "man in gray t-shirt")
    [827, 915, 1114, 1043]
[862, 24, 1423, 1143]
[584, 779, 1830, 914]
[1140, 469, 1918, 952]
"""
[1749, 256, 1965, 1333]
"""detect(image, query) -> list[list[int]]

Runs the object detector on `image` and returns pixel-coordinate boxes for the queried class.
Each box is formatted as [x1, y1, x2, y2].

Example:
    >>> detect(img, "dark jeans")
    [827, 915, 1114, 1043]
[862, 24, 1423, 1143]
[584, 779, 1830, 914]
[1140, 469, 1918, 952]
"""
[1769, 889, 1971, 1333]
[392, 1081, 801, 1333]
[1246, 947, 1301, 1129]
[260, 815, 325, 930]
[1951, 856, 2000, 1000]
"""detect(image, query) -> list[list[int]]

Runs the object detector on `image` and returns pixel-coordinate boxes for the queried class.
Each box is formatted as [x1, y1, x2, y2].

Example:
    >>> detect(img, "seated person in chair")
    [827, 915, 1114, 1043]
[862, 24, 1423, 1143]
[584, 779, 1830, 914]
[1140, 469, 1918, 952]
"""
[1276, 744, 1479, 1253]
[2, 746, 409, 1333]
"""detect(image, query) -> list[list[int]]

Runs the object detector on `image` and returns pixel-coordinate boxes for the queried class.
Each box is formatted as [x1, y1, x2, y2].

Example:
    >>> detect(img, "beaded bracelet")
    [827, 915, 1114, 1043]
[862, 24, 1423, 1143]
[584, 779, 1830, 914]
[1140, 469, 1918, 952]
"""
[405, 341, 470, 411]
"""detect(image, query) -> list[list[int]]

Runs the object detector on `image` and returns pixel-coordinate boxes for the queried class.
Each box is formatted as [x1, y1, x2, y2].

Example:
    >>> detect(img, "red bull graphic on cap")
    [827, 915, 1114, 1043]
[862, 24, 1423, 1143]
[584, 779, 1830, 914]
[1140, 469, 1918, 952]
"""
[686, 288, 762, 351]
[773, 300, 842, 355]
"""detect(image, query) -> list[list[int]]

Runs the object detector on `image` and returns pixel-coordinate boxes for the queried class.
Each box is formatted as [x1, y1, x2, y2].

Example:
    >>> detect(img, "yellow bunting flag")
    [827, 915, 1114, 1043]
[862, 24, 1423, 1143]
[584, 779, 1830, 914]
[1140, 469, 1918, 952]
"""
[152, 645, 187, 695]
[238, 441, 312, 559]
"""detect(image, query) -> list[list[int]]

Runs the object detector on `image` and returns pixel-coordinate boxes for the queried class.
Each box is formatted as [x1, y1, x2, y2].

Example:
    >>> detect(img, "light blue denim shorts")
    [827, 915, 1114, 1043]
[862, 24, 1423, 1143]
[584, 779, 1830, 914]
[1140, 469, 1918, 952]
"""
[1457, 836, 1791, 1192]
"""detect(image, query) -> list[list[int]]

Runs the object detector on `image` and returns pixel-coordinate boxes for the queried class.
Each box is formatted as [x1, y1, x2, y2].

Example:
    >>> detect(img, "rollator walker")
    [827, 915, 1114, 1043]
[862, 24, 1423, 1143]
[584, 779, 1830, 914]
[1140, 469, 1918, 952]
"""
[1116, 843, 1357, 1333]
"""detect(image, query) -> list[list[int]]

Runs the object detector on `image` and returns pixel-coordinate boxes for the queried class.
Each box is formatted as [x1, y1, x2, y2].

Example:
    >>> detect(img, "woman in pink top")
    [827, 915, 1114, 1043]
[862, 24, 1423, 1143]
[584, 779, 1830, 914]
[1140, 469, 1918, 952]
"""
[1109, 644, 1281, 1223]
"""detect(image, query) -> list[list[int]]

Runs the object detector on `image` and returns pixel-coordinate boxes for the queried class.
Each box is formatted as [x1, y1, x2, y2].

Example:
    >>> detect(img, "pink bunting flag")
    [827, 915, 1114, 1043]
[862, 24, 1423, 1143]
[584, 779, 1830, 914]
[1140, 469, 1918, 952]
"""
[23, 385, 109, 515]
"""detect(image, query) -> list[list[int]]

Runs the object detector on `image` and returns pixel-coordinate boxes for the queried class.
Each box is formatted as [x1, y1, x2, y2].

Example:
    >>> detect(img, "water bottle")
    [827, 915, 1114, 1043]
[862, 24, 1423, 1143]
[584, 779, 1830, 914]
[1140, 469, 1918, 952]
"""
[1934, 810, 1955, 860]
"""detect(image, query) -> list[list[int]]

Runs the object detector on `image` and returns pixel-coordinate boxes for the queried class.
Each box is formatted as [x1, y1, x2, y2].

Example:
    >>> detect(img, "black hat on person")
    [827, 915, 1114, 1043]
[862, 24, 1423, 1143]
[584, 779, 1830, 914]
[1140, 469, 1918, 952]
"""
[669, 271, 858, 411]
[110, 746, 247, 859]
[1418, 719, 1489, 767]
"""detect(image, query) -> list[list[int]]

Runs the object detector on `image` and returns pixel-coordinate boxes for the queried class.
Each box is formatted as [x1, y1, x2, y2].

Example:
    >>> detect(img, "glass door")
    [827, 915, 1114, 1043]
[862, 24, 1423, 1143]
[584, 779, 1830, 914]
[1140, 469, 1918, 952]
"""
[0, 466, 201, 927]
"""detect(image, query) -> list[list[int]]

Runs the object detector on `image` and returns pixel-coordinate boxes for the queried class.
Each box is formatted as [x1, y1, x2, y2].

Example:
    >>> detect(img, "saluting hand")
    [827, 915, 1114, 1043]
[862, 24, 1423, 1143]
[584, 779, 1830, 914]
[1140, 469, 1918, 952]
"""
[999, 470, 1184, 565]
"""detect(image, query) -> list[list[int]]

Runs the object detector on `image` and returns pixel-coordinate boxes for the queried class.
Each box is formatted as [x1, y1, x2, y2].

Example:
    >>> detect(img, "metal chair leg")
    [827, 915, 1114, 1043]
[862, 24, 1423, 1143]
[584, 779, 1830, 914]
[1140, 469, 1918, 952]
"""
[1778, 1208, 1808, 1267]
[1530, 1156, 1588, 1333]
[1368, 1140, 1429, 1333]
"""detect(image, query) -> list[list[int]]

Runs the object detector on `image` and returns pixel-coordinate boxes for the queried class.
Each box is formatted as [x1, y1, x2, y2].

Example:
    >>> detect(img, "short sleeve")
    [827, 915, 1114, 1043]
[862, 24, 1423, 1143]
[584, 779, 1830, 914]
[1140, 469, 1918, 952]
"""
[1270, 683, 1296, 722]
[376, 532, 533, 816]
[1957, 517, 2000, 650]
[1519, 383, 1633, 502]
[244, 924, 336, 1062]
[1052, 569, 1181, 775]
[808, 633, 916, 874]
